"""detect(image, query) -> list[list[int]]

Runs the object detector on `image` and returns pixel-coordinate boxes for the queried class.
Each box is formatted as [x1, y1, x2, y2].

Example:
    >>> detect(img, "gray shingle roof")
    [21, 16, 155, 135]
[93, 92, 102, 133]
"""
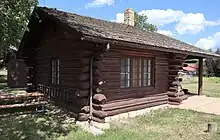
[36, 7, 219, 58]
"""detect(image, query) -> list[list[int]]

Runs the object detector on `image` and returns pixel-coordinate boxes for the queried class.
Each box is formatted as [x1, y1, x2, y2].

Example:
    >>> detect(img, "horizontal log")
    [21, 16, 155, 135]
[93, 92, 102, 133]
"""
[93, 110, 108, 119]
[168, 71, 179, 75]
[93, 69, 101, 77]
[68, 96, 89, 106]
[93, 94, 107, 104]
[170, 81, 181, 87]
[81, 66, 89, 73]
[91, 116, 105, 123]
[168, 101, 181, 105]
[77, 113, 89, 121]
[105, 91, 168, 102]
[80, 51, 93, 57]
[75, 90, 89, 98]
[167, 91, 184, 97]
[81, 67, 102, 74]
[106, 100, 167, 116]
[78, 82, 90, 90]
[93, 61, 103, 69]
[94, 95, 168, 111]
[168, 95, 188, 103]
[174, 55, 187, 60]
[80, 58, 90, 65]
[183, 63, 188, 67]
[94, 55, 104, 61]
[77, 113, 105, 123]
[80, 106, 108, 119]
[78, 74, 89, 81]
[170, 59, 184, 63]
[168, 87, 178, 92]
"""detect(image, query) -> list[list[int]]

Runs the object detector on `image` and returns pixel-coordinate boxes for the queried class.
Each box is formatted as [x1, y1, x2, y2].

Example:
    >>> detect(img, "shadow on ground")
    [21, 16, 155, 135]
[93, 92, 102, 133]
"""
[0, 105, 78, 140]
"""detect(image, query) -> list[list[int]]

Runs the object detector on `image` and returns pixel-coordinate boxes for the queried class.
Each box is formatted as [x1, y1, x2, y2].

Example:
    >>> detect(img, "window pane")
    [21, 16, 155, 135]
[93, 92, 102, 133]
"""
[121, 66, 125, 73]
[148, 60, 151, 66]
[143, 59, 147, 73]
[132, 58, 138, 87]
[138, 59, 142, 86]
[143, 74, 147, 86]
[121, 74, 126, 81]
[51, 59, 60, 84]
[126, 66, 130, 73]
[127, 58, 130, 65]
[121, 57, 153, 88]
[120, 57, 130, 88]
[148, 73, 151, 86]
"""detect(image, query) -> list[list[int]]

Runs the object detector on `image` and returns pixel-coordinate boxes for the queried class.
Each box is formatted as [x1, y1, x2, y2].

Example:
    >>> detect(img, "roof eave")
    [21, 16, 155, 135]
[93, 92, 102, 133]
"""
[81, 35, 220, 59]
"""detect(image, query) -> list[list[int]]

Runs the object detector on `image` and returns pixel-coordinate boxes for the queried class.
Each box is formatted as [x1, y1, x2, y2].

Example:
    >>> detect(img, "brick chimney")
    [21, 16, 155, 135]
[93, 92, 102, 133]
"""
[124, 8, 135, 26]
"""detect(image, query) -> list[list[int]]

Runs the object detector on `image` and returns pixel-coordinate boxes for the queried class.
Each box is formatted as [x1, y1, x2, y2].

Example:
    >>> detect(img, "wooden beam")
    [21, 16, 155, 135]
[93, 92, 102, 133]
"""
[198, 57, 203, 95]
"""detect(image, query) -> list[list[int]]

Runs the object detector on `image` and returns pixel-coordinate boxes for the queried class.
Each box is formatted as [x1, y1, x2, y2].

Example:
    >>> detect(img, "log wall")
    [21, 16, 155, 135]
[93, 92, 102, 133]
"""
[34, 25, 93, 118]
[30, 21, 188, 122]
[88, 45, 170, 121]
[101, 45, 169, 101]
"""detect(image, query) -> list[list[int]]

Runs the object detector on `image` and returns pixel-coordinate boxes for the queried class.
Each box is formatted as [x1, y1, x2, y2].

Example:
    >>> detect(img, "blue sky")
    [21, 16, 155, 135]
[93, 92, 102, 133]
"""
[38, 0, 220, 50]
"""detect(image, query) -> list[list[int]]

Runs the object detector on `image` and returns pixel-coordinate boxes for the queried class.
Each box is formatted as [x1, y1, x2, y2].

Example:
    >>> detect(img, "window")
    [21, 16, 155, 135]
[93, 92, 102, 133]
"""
[120, 58, 130, 88]
[51, 59, 60, 84]
[120, 57, 153, 88]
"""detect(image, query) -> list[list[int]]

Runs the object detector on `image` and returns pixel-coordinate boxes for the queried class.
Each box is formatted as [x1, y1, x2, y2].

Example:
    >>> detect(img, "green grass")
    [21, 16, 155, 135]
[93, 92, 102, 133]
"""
[0, 105, 87, 140]
[182, 77, 220, 98]
[0, 73, 220, 140]
[1, 108, 220, 140]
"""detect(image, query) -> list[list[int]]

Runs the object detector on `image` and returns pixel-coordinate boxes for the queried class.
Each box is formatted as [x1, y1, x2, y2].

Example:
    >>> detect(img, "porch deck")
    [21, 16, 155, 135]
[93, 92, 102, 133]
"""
[171, 95, 220, 115]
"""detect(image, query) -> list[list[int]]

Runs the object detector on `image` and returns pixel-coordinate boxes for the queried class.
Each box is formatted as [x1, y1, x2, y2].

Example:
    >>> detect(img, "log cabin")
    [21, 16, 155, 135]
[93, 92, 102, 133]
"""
[18, 7, 220, 122]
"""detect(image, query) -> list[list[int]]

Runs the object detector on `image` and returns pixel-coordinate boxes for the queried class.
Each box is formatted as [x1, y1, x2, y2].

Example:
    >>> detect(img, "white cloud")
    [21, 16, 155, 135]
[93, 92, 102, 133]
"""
[176, 13, 220, 35]
[86, 0, 114, 8]
[157, 30, 174, 37]
[138, 9, 184, 26]
[112, 8, 220, 35]
[114, 13, 124, 23]
[195, 32, 220, 50]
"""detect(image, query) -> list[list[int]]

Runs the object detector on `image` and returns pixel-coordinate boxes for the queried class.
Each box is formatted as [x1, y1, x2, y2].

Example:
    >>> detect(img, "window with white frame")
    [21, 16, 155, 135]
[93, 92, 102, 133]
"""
[120, 57, 131, 88]
[120, 57, 153, 88]
[51, 59, 60, 84]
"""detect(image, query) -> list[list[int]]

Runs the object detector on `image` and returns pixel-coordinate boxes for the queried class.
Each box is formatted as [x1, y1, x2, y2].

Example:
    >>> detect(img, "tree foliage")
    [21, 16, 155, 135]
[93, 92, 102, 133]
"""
[134, 12, 157, 32]
[205, 48, 220, 77]
[0, 0, 38, 58]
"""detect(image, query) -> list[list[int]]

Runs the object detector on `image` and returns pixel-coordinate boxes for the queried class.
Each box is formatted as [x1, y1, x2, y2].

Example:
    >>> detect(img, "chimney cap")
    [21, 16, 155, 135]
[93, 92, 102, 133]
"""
[124, 8, 134, 12]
